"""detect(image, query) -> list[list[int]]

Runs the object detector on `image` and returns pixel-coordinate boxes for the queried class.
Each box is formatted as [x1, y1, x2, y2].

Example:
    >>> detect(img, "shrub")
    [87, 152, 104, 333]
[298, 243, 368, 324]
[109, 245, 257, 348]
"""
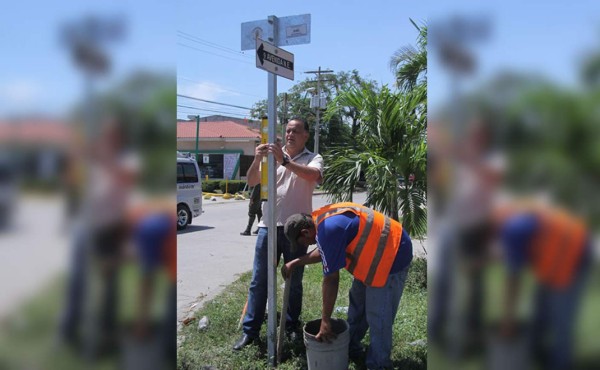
[202, 180, 220, 193]
[219, 180, 246, 194]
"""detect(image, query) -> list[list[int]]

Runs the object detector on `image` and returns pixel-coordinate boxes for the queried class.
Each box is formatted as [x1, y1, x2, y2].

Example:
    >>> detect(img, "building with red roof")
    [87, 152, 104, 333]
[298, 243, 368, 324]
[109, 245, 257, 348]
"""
[177, 119, 262, 180]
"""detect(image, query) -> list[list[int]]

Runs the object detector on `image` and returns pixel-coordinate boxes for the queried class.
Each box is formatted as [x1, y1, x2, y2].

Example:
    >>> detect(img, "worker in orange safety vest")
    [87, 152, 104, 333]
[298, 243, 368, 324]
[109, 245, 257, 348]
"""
[495, 201, 592, 370]
[282, 202, 413, 369]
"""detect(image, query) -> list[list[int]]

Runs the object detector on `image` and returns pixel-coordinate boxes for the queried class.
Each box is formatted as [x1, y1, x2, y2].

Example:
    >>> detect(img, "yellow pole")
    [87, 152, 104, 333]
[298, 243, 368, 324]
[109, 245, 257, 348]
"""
[260, 116, 268, 201]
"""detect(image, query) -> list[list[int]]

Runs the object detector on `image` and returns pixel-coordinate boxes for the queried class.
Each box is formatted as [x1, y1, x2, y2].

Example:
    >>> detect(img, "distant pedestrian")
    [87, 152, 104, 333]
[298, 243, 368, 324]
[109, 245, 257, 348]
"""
[240, 185, 262, 236]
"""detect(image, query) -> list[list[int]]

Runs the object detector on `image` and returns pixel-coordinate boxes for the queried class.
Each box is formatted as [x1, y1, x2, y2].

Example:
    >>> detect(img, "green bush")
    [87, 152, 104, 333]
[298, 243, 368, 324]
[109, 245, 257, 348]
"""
[202, 179, 247, 194]
[219, 180, 246, 194]
[202, 180, 220, 193]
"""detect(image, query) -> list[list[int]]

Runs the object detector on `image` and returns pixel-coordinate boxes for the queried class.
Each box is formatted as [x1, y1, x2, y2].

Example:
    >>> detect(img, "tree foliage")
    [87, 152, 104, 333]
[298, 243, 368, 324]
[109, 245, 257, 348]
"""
[322, 84, 427, 237]
[249, 70, 377, 152]
[319, 21, 428, 237]
[390, 19, 427, 93]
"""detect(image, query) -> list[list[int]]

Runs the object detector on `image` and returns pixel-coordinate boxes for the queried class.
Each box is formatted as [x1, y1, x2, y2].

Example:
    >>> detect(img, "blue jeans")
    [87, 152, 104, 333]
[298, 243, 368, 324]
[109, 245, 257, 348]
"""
[528, 245, 591, 370]
[348, 263, 410, 369]
[242, 227, 306, 338]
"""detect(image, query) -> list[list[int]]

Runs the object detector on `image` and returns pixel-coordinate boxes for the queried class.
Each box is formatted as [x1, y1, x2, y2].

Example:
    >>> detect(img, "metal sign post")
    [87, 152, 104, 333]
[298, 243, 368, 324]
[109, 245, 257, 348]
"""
[242, 14, 310, 366]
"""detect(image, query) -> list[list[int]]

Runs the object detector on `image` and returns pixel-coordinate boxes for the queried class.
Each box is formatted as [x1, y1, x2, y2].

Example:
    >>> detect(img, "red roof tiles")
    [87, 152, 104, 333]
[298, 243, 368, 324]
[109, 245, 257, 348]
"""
[177, 120, 260, 139]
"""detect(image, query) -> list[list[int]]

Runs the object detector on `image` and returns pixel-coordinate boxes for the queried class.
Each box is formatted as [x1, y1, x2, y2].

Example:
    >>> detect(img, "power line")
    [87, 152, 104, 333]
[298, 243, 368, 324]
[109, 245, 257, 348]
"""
[177, 104, 249, 116]
[177, 110, 247, 118]
[177, 104, 250, 117]
[177, 30, 313, 73]
[177, 76, 265, 99]
[177, 94, 253, 110]
[177, 31, 253, 59]
[177, 42, 254, 66]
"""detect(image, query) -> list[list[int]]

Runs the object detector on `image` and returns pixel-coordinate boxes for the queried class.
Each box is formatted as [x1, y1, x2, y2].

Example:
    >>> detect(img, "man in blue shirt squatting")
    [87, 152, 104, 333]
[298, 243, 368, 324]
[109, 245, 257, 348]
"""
[496, 202, 592, 370]
[282, 202, 413, 370]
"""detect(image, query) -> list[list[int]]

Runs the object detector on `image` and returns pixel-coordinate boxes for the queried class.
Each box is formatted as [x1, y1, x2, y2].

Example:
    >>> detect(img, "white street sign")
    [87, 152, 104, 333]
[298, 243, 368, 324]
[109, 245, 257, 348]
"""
[256, 38, 294, 80]
[241, 14, 311, 50]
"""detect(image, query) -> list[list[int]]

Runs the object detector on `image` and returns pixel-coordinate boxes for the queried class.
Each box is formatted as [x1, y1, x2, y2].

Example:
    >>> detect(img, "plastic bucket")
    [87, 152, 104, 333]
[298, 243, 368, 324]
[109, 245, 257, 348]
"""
[486, 322, 530, 370]
[303, 318, 349, 370]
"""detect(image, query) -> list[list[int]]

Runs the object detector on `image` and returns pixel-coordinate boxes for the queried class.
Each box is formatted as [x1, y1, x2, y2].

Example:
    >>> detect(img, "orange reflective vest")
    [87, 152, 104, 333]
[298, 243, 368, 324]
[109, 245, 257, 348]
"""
[312, 202, 403, 287]
[530, 208, 587, 289]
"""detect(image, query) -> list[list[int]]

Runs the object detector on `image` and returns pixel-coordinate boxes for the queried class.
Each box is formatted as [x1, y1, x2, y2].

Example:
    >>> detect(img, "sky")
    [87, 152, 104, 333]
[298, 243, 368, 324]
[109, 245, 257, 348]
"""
[1, 1, 599, 119]
[0, 0, 174, 118]
[427, 1, 600, 111]
[176, 0, 429, 121]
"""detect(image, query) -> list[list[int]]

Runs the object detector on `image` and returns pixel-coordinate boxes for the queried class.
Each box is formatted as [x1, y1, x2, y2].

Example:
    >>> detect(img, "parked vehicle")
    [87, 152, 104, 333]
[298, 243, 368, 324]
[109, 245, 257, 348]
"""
[177, 152, 203, 230]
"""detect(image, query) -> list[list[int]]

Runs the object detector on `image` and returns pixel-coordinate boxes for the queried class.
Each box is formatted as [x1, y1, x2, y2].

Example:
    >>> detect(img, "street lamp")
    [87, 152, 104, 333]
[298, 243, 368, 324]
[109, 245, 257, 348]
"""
[187, 114, 200, 160]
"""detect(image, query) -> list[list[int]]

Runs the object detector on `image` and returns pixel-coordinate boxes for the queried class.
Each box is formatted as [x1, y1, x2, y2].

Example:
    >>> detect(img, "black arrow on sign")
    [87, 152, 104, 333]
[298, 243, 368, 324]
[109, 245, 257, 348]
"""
[258, 43, 265, 65]
[256, 43, 294, 71]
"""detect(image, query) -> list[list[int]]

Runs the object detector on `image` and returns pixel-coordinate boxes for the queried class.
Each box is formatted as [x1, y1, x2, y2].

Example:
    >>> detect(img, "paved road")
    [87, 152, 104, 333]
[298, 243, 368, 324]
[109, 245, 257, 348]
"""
[0, 195, 69, 320]
[176, 191, 435, 324]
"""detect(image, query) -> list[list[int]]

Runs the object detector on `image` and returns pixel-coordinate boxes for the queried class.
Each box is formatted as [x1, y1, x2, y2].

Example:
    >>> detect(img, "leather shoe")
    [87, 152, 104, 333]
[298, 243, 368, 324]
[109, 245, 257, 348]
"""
[232, 334, 255, 350]
[240, 230, 251, 236]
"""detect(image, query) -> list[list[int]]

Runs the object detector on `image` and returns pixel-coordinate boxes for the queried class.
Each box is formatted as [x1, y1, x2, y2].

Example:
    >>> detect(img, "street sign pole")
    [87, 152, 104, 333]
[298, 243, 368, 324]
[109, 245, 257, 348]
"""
[266, 14, 279, 366]
[242, 14, 310, 366]
[267, 69, 278, 366]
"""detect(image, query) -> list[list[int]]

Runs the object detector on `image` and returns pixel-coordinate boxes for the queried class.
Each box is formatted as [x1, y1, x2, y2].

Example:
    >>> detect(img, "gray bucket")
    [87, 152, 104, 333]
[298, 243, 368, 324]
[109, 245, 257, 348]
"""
[486, 323, 530, 370]
[303, 318, 349, 370]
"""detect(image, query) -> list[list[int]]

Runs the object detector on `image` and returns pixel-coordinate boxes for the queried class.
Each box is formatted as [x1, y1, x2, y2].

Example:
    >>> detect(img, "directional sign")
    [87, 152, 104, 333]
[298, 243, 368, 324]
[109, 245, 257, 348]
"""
[256, 38, 294, 80]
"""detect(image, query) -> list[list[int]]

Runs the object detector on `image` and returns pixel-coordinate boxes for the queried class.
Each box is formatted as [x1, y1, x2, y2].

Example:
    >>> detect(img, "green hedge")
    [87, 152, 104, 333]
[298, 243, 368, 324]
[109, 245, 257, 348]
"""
[220, 180, 245, 194]
[202, 180, 247, 194]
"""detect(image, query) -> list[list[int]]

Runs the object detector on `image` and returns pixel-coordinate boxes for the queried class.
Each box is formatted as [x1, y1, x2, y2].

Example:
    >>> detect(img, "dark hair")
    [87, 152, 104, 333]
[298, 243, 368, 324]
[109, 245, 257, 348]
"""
[288, 117, 309, 132]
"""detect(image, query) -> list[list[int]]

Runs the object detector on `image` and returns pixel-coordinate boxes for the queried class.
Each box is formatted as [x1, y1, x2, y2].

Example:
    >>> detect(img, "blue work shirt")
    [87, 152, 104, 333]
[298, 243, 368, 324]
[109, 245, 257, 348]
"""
[500, 212, 592, 274]
[500, 212, 539, 273]
[315, 211, 413, 276]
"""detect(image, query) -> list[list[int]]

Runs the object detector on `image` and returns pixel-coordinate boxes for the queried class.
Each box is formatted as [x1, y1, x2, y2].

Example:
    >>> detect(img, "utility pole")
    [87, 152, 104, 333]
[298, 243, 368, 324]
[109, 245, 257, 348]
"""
[187, 114, 201, 161]
[305, 67, 333, 154]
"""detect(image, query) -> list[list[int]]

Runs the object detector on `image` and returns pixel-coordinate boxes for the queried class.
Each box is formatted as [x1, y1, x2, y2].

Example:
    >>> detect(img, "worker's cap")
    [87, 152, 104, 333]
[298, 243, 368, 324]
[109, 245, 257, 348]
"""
[284, 213, 313, 252]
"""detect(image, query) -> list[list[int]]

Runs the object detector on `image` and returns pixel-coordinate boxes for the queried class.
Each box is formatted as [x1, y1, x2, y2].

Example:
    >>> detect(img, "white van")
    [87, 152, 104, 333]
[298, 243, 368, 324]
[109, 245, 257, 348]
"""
[177, 152, 203, 230]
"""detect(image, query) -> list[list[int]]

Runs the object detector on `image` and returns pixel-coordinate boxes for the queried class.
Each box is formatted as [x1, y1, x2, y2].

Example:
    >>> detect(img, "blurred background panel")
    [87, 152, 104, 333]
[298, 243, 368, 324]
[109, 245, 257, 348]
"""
[428, 2, 600, 370]
[0, 1, 175, 369]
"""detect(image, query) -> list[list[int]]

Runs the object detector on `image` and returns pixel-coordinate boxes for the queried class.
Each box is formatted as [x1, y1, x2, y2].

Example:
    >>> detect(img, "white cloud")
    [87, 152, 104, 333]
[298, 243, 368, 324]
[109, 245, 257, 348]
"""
[177, 81, 239, 101]
[0, 80, 43, 105]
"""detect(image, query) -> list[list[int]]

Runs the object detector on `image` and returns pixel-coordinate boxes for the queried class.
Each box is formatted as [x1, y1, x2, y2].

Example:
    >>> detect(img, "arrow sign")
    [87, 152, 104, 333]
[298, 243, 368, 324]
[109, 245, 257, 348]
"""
[256, 38, 294, 80]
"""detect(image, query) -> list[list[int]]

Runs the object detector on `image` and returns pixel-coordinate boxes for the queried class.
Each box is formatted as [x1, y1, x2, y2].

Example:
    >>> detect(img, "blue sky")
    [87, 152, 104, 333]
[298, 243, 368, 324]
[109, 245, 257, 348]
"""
[176, 0, 428, 120]
[0, 1, 173, 117]
[2, 1, 599, 119]
[428, 1, 600, 111]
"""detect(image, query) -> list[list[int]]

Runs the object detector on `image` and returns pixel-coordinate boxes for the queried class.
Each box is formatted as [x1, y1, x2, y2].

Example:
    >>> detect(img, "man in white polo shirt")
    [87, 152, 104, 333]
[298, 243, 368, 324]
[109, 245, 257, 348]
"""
[233, 117, 323, 350]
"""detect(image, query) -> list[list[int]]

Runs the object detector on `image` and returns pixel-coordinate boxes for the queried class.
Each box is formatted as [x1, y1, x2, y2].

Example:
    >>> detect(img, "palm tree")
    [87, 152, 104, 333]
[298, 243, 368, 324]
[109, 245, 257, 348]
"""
[322, 84, 427, 237]
[390, 19, 427, 94]
[320, 21, 428, 237]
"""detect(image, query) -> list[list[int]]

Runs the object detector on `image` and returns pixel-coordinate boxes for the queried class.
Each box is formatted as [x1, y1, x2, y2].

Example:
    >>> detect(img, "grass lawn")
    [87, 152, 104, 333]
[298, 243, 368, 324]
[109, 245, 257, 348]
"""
[0, 263, 171, 370]
[427, 260, 600, 370]
[177, 258, 427, 370]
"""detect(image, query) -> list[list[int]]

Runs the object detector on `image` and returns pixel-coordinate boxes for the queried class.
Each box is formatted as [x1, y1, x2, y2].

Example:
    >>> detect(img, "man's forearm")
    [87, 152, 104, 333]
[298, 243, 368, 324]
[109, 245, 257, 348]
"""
[284, 161, 322, 183]
[247, 158, 262, 187]
[322, 272, 339, 322]
[298, 248, 322, 267]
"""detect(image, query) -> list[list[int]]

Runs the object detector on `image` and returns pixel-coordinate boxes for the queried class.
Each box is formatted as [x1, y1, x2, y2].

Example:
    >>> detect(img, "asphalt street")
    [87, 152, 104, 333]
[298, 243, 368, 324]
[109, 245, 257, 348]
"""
[0, 195, 69, 320]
